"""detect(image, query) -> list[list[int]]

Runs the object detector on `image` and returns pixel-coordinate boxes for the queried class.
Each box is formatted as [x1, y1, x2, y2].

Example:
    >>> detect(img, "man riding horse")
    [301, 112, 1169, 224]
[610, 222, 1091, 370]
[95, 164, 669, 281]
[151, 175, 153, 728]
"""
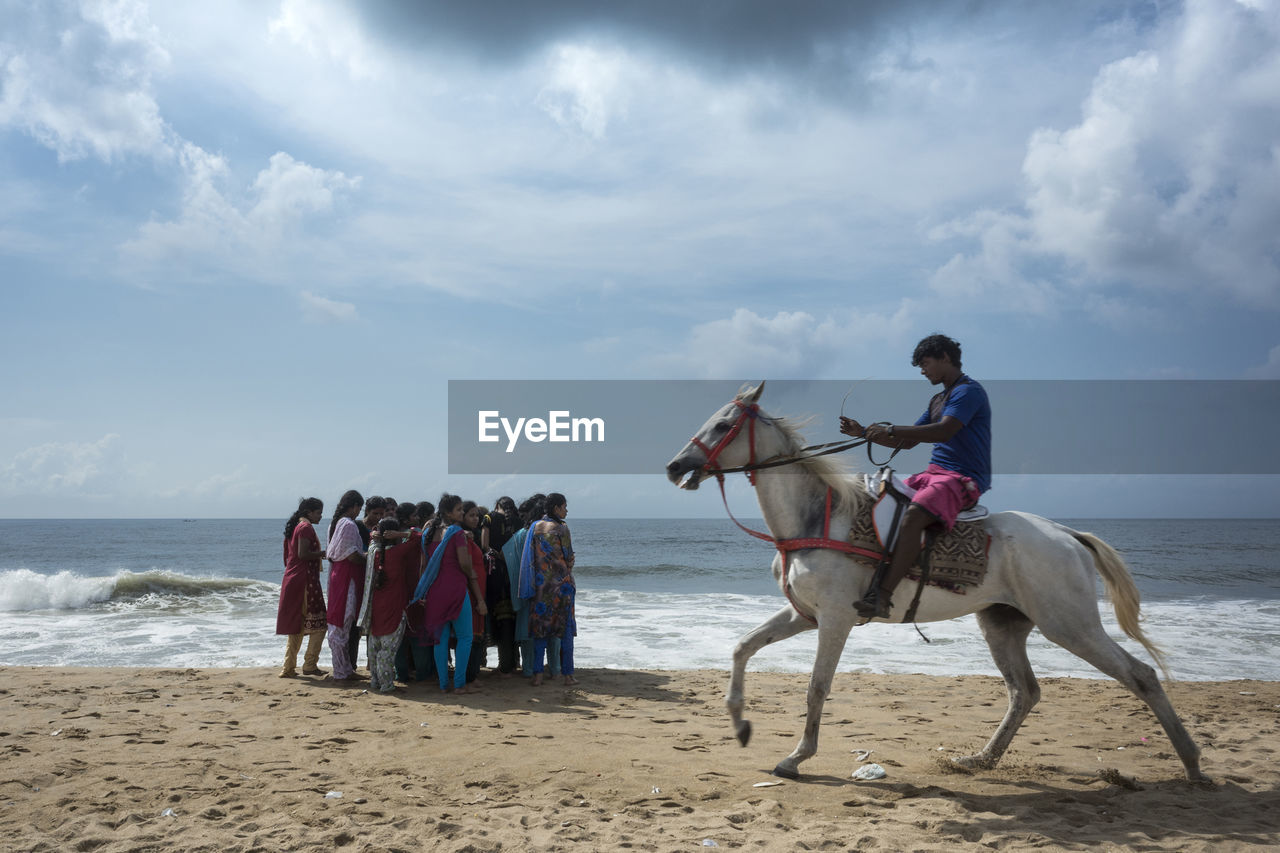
[839, 334, 992, 619]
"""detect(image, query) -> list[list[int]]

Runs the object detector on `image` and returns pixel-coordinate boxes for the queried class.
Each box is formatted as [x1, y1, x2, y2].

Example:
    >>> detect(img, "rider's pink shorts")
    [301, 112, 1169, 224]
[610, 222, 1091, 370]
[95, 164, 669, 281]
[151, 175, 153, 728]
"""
[905, 465, 981, 531]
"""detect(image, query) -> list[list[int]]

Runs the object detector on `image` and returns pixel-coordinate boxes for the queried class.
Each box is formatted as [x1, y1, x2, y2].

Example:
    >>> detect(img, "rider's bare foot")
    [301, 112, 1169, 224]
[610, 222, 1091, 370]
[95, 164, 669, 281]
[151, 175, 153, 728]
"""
[562, 675, 580, 686]
[530, 673, 543, 687]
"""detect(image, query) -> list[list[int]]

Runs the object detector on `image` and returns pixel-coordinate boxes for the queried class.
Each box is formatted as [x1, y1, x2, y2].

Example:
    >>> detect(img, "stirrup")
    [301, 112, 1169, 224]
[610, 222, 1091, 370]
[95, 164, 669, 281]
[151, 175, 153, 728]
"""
[854, 588, 892, 619]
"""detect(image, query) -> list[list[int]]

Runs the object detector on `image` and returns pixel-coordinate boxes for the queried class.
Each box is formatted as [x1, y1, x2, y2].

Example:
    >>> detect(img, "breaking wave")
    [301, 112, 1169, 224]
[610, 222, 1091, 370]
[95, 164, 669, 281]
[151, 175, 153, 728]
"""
[0, 569, 275, 612]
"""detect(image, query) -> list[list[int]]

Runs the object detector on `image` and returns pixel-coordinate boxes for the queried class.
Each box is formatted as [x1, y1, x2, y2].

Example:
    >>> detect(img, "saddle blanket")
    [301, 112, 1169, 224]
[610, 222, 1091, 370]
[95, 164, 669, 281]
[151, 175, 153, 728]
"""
[847, 494, 991, 593]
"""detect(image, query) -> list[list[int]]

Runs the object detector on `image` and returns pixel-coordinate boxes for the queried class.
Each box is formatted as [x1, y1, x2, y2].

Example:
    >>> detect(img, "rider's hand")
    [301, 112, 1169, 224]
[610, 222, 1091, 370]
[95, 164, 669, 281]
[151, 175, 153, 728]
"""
[839, 416, 866, 438]
[864, 423, 892, 443]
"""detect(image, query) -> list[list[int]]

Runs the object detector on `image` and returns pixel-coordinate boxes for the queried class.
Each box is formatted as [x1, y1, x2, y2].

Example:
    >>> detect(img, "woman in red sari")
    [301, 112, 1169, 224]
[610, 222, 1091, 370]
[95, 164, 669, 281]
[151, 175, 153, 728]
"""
[277, 497, 327, 678]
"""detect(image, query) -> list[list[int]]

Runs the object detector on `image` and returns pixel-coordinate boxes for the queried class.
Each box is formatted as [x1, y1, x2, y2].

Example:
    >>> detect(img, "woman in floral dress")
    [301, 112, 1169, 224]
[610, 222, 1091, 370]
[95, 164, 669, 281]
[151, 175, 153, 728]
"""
[521, 492, 577, 686]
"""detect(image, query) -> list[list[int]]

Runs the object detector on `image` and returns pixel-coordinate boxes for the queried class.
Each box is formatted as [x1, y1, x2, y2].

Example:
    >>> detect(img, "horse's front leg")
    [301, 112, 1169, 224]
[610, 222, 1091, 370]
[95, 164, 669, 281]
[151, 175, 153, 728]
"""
[728, 605, 815, 749]
[772, 612, 856, 779]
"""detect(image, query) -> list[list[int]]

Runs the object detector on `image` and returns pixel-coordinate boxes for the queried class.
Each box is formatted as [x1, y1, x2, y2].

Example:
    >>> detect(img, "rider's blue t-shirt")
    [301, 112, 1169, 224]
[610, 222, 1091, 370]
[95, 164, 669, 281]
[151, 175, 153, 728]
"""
[913, 375, 991, 493]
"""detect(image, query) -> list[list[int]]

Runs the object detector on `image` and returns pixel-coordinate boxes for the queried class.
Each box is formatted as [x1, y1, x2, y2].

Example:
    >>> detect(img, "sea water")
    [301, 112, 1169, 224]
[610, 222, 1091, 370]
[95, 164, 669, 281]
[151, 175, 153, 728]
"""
[1, 518, 1277, 680]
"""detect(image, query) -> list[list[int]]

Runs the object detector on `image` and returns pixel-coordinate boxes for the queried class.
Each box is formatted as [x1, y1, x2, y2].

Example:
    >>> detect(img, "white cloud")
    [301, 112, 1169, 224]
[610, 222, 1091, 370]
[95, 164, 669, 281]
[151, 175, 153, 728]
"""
[267, 0, 388, 81]
[300, 290, 358, 324]
[0, 0, 171, 162]
[930, 0, 1280, 311]
[928, 211, 1061, 315]
[0, 433, 123, 496]
[1246, 344, 1280, 378]
[535, 43, 632, 139]
[250, 151, 361, 234]
[1, 3, 362, 287]
[122, 148, 360, 280]
[156, 466, 254, 500]
[1078, 293, 1167, 330]
[657, 303, 917, 378]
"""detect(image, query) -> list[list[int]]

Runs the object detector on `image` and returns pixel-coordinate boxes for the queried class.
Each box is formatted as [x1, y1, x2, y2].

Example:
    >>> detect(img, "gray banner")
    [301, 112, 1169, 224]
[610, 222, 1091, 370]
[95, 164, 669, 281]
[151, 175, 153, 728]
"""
[447, 380, 1280, 475]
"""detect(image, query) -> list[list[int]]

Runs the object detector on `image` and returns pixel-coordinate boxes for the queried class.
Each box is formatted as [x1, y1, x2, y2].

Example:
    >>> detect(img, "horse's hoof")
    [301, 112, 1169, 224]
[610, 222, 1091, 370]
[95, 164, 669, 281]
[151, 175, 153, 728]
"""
[736, 721, 752, 747]
[772, 763, 800, 780]
[949, 754, 991, 773]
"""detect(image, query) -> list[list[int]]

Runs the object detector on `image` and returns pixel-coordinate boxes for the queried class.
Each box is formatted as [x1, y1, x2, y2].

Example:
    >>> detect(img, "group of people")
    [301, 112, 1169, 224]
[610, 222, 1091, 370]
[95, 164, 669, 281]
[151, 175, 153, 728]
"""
[277, 490, 578, 695]
[277, 333, 989, 693]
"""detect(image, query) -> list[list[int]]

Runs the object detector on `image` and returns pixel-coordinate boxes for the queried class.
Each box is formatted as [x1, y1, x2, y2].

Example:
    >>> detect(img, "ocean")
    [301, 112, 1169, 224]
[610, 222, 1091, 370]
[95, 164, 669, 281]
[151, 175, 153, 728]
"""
[1, 518, 1277, 681]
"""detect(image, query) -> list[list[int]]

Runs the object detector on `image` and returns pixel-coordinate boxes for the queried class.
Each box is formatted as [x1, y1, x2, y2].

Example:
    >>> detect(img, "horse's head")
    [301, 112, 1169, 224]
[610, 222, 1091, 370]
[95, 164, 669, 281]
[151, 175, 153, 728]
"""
[666, 382, 790, 489]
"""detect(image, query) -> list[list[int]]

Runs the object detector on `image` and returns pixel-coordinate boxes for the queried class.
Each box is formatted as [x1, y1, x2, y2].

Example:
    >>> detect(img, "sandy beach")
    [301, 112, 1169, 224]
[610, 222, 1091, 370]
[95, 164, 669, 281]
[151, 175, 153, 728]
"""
[1, 667, 1277, 852]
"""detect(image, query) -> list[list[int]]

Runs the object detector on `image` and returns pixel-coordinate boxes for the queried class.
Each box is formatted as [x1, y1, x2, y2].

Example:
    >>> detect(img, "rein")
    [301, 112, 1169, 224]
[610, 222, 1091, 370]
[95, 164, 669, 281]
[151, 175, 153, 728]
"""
[693, 401, 895, 623]
[692, 401, 898, 479]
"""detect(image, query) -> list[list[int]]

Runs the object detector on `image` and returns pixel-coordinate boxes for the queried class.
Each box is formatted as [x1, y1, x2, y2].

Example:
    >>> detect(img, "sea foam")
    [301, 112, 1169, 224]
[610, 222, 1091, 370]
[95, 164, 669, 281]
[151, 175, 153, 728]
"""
[0, 569, 118, 611]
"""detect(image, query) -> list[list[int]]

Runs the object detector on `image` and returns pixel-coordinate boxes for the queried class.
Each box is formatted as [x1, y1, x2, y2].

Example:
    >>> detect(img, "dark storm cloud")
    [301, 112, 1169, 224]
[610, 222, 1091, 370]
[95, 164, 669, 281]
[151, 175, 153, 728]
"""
[349, 0, 1134, 74]
[355, 0, 905, 65]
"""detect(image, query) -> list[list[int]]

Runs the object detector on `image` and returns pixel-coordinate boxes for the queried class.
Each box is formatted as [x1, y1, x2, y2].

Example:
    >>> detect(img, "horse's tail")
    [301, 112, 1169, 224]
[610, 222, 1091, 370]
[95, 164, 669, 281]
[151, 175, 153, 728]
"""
[1069, 530, 1171, 680]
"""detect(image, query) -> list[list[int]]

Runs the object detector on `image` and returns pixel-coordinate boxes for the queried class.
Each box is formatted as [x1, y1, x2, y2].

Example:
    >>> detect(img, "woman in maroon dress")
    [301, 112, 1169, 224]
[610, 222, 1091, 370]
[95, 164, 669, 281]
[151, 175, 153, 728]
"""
[277, 497, 327, 677]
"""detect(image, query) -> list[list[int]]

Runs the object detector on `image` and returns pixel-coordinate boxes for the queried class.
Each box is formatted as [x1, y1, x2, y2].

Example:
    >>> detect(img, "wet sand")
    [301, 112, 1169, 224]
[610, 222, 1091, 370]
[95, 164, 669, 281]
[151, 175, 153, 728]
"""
[1, 667, 1277, 851]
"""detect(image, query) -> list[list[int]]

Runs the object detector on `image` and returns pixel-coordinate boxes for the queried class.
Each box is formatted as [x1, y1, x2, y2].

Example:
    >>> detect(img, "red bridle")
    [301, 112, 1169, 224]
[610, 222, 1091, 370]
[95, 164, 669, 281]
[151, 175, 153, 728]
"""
[689, 399, 762, 484]
[688, 398, 884, 624]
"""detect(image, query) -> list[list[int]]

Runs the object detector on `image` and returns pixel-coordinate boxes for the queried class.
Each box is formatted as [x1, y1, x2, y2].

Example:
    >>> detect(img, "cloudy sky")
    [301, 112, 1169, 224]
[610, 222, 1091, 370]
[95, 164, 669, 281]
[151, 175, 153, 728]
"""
[2, 0, 1278, 519]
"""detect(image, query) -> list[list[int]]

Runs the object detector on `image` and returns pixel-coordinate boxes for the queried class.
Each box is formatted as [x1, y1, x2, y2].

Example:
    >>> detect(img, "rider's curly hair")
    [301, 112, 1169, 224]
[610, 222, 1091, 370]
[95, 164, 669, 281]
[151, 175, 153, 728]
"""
[912, 334, 962, 369]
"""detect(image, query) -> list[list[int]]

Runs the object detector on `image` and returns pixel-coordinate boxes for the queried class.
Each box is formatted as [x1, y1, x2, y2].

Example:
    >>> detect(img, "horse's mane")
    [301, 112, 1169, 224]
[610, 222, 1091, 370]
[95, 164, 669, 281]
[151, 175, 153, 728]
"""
[732, 384, 867, 512]
[770, 414, 867, 512]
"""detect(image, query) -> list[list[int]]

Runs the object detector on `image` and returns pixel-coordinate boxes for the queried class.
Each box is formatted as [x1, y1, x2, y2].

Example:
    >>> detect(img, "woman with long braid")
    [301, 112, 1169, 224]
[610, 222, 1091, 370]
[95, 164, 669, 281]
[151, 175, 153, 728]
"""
[277, 497, 327, 678]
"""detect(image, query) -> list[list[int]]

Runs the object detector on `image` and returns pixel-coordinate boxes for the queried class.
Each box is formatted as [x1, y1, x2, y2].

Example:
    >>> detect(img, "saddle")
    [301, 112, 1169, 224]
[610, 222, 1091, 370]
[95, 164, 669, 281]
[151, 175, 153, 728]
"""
[866, 468, 988, 554]
[849, 468, 992, 596]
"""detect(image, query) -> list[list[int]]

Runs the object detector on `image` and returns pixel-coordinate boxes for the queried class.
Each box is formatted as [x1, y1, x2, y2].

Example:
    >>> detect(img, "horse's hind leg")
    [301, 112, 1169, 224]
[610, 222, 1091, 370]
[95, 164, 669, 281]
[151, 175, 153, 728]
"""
[1039, 619, 1205, 781]
[728, 605, 815, 750]
[772, 612, 855, 779]
[954, 605, 1040, 772]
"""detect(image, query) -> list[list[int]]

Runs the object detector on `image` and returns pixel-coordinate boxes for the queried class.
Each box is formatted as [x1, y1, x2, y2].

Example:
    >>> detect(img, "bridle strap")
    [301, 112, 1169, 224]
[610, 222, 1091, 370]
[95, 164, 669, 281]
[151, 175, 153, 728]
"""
[690, 400, 760, 482]
[712, 475, 884, 625]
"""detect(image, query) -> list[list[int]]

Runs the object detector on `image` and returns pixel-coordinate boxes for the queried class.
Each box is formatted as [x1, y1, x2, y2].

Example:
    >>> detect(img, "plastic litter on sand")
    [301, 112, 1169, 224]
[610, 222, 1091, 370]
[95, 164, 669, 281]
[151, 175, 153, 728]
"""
[324, 791, 343, 799]
[852, 763, 887, 781]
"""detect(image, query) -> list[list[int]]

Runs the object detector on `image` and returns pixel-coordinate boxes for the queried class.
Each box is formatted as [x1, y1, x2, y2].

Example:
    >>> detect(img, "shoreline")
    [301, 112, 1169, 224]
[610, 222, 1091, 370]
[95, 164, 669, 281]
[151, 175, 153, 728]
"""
[2, 667, 1277, 851]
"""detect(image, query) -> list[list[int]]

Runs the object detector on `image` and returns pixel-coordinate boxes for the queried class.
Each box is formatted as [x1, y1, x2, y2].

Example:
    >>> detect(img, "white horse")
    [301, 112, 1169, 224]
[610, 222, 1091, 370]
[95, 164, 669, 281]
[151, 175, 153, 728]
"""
[665, 383, 1204, 782]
